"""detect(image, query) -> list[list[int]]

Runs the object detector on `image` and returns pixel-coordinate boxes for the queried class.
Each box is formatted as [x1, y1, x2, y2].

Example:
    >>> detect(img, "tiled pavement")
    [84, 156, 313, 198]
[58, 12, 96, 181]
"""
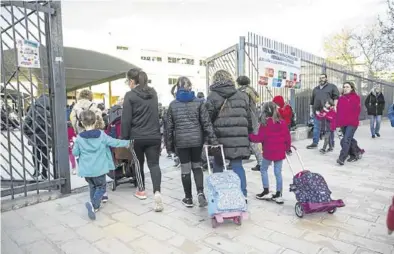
[1, 122, 394, 254]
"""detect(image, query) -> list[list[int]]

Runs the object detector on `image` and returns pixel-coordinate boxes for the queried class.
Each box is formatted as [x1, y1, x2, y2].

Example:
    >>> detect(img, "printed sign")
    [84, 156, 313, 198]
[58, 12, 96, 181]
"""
[17, 39, 40, 68]
[258, 46, 301, 89]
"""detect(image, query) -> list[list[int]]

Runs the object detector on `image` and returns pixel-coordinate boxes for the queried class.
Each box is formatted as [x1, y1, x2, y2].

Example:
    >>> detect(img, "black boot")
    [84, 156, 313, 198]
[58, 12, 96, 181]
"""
[251, 164, 260, 171]
[181, 173, 193, 207]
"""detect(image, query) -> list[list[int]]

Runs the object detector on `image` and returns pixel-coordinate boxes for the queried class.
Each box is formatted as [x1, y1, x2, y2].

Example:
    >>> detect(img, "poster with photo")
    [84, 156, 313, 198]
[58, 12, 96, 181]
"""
[258, 46, 301, 89]
[17, 39, 40, 68]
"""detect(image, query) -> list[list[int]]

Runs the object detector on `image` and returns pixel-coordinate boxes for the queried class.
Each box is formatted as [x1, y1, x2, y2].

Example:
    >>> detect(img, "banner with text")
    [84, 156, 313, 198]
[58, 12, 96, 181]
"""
[258, 46, 301, 89]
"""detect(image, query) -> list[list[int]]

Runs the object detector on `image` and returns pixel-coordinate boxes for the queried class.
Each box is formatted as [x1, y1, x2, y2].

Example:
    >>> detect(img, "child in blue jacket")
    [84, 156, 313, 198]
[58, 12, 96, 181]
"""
[72, 110, 130, 220]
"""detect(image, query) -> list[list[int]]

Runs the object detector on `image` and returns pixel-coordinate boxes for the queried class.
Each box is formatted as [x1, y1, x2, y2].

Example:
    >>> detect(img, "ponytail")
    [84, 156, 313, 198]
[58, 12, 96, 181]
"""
[171, 84, 177, 98]
[126, 68, 148, 86]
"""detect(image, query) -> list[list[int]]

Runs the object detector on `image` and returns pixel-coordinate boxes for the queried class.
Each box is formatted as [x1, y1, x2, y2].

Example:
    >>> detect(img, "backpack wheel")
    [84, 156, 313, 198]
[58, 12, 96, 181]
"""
[211, 218, 218, 228]
[328, 207, 337, 214]
[295, 202, 304, 218]
[233, 216, 242, 225]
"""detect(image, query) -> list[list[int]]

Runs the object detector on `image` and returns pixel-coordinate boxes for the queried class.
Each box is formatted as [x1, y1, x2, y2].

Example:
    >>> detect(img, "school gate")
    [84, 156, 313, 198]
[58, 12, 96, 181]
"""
[1, 1, 70, 205]
[205, 32, 394, 125]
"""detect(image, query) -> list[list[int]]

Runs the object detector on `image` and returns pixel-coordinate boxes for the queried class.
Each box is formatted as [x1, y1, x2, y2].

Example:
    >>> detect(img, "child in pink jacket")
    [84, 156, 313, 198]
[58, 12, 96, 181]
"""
[249, 102, 291, 204]
[67, 122, 77, 175]
[315, 99, 336, 154]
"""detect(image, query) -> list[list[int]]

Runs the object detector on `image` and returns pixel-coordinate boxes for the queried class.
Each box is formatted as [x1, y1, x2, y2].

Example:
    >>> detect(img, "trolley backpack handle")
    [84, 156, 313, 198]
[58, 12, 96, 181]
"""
[204, 144, 227, 175]
[285, 145, 306, 176]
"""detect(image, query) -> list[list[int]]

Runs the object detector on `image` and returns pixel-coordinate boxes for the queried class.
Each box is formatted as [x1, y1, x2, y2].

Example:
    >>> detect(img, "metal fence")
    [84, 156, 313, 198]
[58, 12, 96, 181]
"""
[206, 32, 394, 125]
[1, 1, 70, 200]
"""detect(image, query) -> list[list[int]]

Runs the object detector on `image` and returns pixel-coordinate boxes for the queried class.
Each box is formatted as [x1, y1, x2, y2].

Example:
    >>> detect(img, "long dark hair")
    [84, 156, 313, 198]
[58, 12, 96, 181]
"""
[127, 68, 148, 87]
[260, 101, 280, 126]
[171, 76, 192, 97]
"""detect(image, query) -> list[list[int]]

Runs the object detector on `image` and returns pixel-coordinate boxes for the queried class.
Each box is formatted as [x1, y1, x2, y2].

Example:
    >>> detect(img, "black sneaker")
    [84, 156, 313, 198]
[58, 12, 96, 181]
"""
[336, 159, 344, 166]
[372, 135, 376, 138]
[197, 193, 207, 207]
[347, 156, 358, 162]
[182, 197, 194, 208]
[251, 164, 260, 171]
[327, 147, 334, 152]
[319, 148, 326, 154]
[306, 143, 318, 149]
[376, 133, 380, 137]
[256, 190, 272, 200]
[272, 192, 284, 204]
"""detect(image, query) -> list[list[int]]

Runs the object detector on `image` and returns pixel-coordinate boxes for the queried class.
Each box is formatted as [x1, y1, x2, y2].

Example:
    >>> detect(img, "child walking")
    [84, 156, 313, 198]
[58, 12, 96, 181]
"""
[72, 110, 130, 220]
[315, 99, 336, 154]
[249, 102, 291, 204]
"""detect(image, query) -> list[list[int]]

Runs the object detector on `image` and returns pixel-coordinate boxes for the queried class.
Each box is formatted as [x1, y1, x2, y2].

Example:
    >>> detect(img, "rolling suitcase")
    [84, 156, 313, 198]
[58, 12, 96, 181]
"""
[204, 144, 248, 228]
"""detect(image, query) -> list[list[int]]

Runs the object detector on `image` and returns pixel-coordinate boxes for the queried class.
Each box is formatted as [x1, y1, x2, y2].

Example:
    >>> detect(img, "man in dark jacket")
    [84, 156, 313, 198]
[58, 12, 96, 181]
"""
[166, 77, 217, 207]
[23, 94, 52, 179]
[307, 74, 340, 149]
[365, 86, 385, 138]
[206, 70, 253, 199]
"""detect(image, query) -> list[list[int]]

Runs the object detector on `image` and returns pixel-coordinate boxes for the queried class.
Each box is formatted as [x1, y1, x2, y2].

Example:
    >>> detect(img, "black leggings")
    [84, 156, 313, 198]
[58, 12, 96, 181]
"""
[133, 139, 162, 193]
[177, 147, 204, 198]
[32, 146, 49, 177]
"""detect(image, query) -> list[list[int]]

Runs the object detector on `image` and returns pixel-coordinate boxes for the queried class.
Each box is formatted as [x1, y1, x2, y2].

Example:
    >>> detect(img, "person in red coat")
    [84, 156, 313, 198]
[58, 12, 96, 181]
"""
[272, 95, 292, 155]
[249, 102, 291, 204]
[336, 81, 362, 165]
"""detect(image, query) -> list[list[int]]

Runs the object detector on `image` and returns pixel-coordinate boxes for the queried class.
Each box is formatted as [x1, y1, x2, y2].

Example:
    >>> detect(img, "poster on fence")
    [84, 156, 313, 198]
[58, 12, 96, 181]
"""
[258, 46, 301, 89]
[17, 39, 41, 68]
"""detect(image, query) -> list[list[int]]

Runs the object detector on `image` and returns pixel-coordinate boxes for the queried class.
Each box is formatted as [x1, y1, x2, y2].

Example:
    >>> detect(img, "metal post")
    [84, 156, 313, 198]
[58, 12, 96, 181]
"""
[237, 36, 245, 77]
[46, 1, 71, 194]
[108, 81, 112, 106]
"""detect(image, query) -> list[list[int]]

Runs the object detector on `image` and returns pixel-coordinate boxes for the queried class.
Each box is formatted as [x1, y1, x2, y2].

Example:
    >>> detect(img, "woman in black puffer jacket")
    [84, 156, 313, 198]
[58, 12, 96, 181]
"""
[206, 70, 253, 200]
[166, 77, 218, 208]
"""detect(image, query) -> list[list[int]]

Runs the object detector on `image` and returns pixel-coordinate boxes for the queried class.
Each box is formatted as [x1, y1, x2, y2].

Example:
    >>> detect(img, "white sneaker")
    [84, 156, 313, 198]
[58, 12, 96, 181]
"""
[154, 192, 164, 212]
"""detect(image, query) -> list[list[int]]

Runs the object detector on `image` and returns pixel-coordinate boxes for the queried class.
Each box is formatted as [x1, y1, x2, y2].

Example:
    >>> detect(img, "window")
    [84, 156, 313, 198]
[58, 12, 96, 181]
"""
[199, 60, 207, 66]
[168, 57, 194, 65]
[141, 56, 163, 62]
[168, 77, 178, 85]
[116, 46, 129, 50]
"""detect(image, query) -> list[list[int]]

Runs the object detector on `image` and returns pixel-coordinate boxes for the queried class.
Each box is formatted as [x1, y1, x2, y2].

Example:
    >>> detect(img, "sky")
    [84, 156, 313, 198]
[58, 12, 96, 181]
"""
[61, 0, 388, 58]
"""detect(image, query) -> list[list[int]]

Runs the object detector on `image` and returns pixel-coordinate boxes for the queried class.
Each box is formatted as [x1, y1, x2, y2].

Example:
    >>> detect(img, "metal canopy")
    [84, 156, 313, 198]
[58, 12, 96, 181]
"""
[2, 46, 139, 92]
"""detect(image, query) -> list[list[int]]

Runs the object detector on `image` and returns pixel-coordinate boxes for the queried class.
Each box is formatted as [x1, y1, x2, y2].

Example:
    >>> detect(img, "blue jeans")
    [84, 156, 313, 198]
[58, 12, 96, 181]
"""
[312, 117, 321, 144]
[85, 175, 107, 209]
[313, 117, 335, 146]
[369, 115, 381, 136]
[339, 126, 358, 161]
[213, 158, 247, 197]
[260, 159, 283, 192]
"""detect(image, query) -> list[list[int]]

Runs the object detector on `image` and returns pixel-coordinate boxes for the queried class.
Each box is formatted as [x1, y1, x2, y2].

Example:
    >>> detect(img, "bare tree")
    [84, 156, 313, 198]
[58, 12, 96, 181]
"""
[323, 29, 359, 72]
[352, 23, 392, 76]
[379, 0, 394, 52]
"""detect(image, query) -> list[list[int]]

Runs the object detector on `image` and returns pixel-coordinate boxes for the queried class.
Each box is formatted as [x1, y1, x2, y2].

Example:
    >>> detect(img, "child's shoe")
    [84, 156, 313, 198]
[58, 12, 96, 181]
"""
[272, 191, 284, 204]
[135, 190, 147, 200]
[256, 189, 272, 200]
[102, 193, 109, 203]
[85, 202, 96, 220]
[182, 197, 194, 208]
[319, 148, 326, 154]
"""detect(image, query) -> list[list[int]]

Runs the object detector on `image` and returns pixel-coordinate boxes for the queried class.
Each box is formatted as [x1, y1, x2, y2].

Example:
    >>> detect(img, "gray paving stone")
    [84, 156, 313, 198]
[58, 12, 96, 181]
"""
[167, 234, 213, 253]
[335, 231, 393, 254]
[75, 224, 107, 243]
[39, 224, 79, 244]
[234, 234, 284, 253]
[93, 237, 135, 254]
[22, 240, 62, 254]
[130, 235, 182, 254]
[203, 234, 251, 253]
[7, 225, 45, 246]
[1, 211, 30, 230]
[136, 221, 176, 241]
[102, 222, 145, 243]
[302, 232, 358, 253]
[60, 239, 103, 254]
[352, 248, 382, 254]
[267, 232, 322, 254]
[1, 233, 25, 254]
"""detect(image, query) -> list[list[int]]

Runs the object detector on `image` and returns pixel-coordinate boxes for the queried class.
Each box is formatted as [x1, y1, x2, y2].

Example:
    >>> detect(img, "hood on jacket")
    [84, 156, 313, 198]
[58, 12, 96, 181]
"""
[78, 130, 102, 152]
[176, 88, 196, 102]
[133, 85, 157, 100]
[272, 95, 285, 108]
[210, 80, 237, 98]
[35, 94, 51, 110]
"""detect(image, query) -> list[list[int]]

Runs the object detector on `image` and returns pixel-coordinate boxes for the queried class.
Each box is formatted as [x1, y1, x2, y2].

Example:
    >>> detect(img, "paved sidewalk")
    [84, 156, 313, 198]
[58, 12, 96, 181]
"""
[2, 122, 394, 254]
